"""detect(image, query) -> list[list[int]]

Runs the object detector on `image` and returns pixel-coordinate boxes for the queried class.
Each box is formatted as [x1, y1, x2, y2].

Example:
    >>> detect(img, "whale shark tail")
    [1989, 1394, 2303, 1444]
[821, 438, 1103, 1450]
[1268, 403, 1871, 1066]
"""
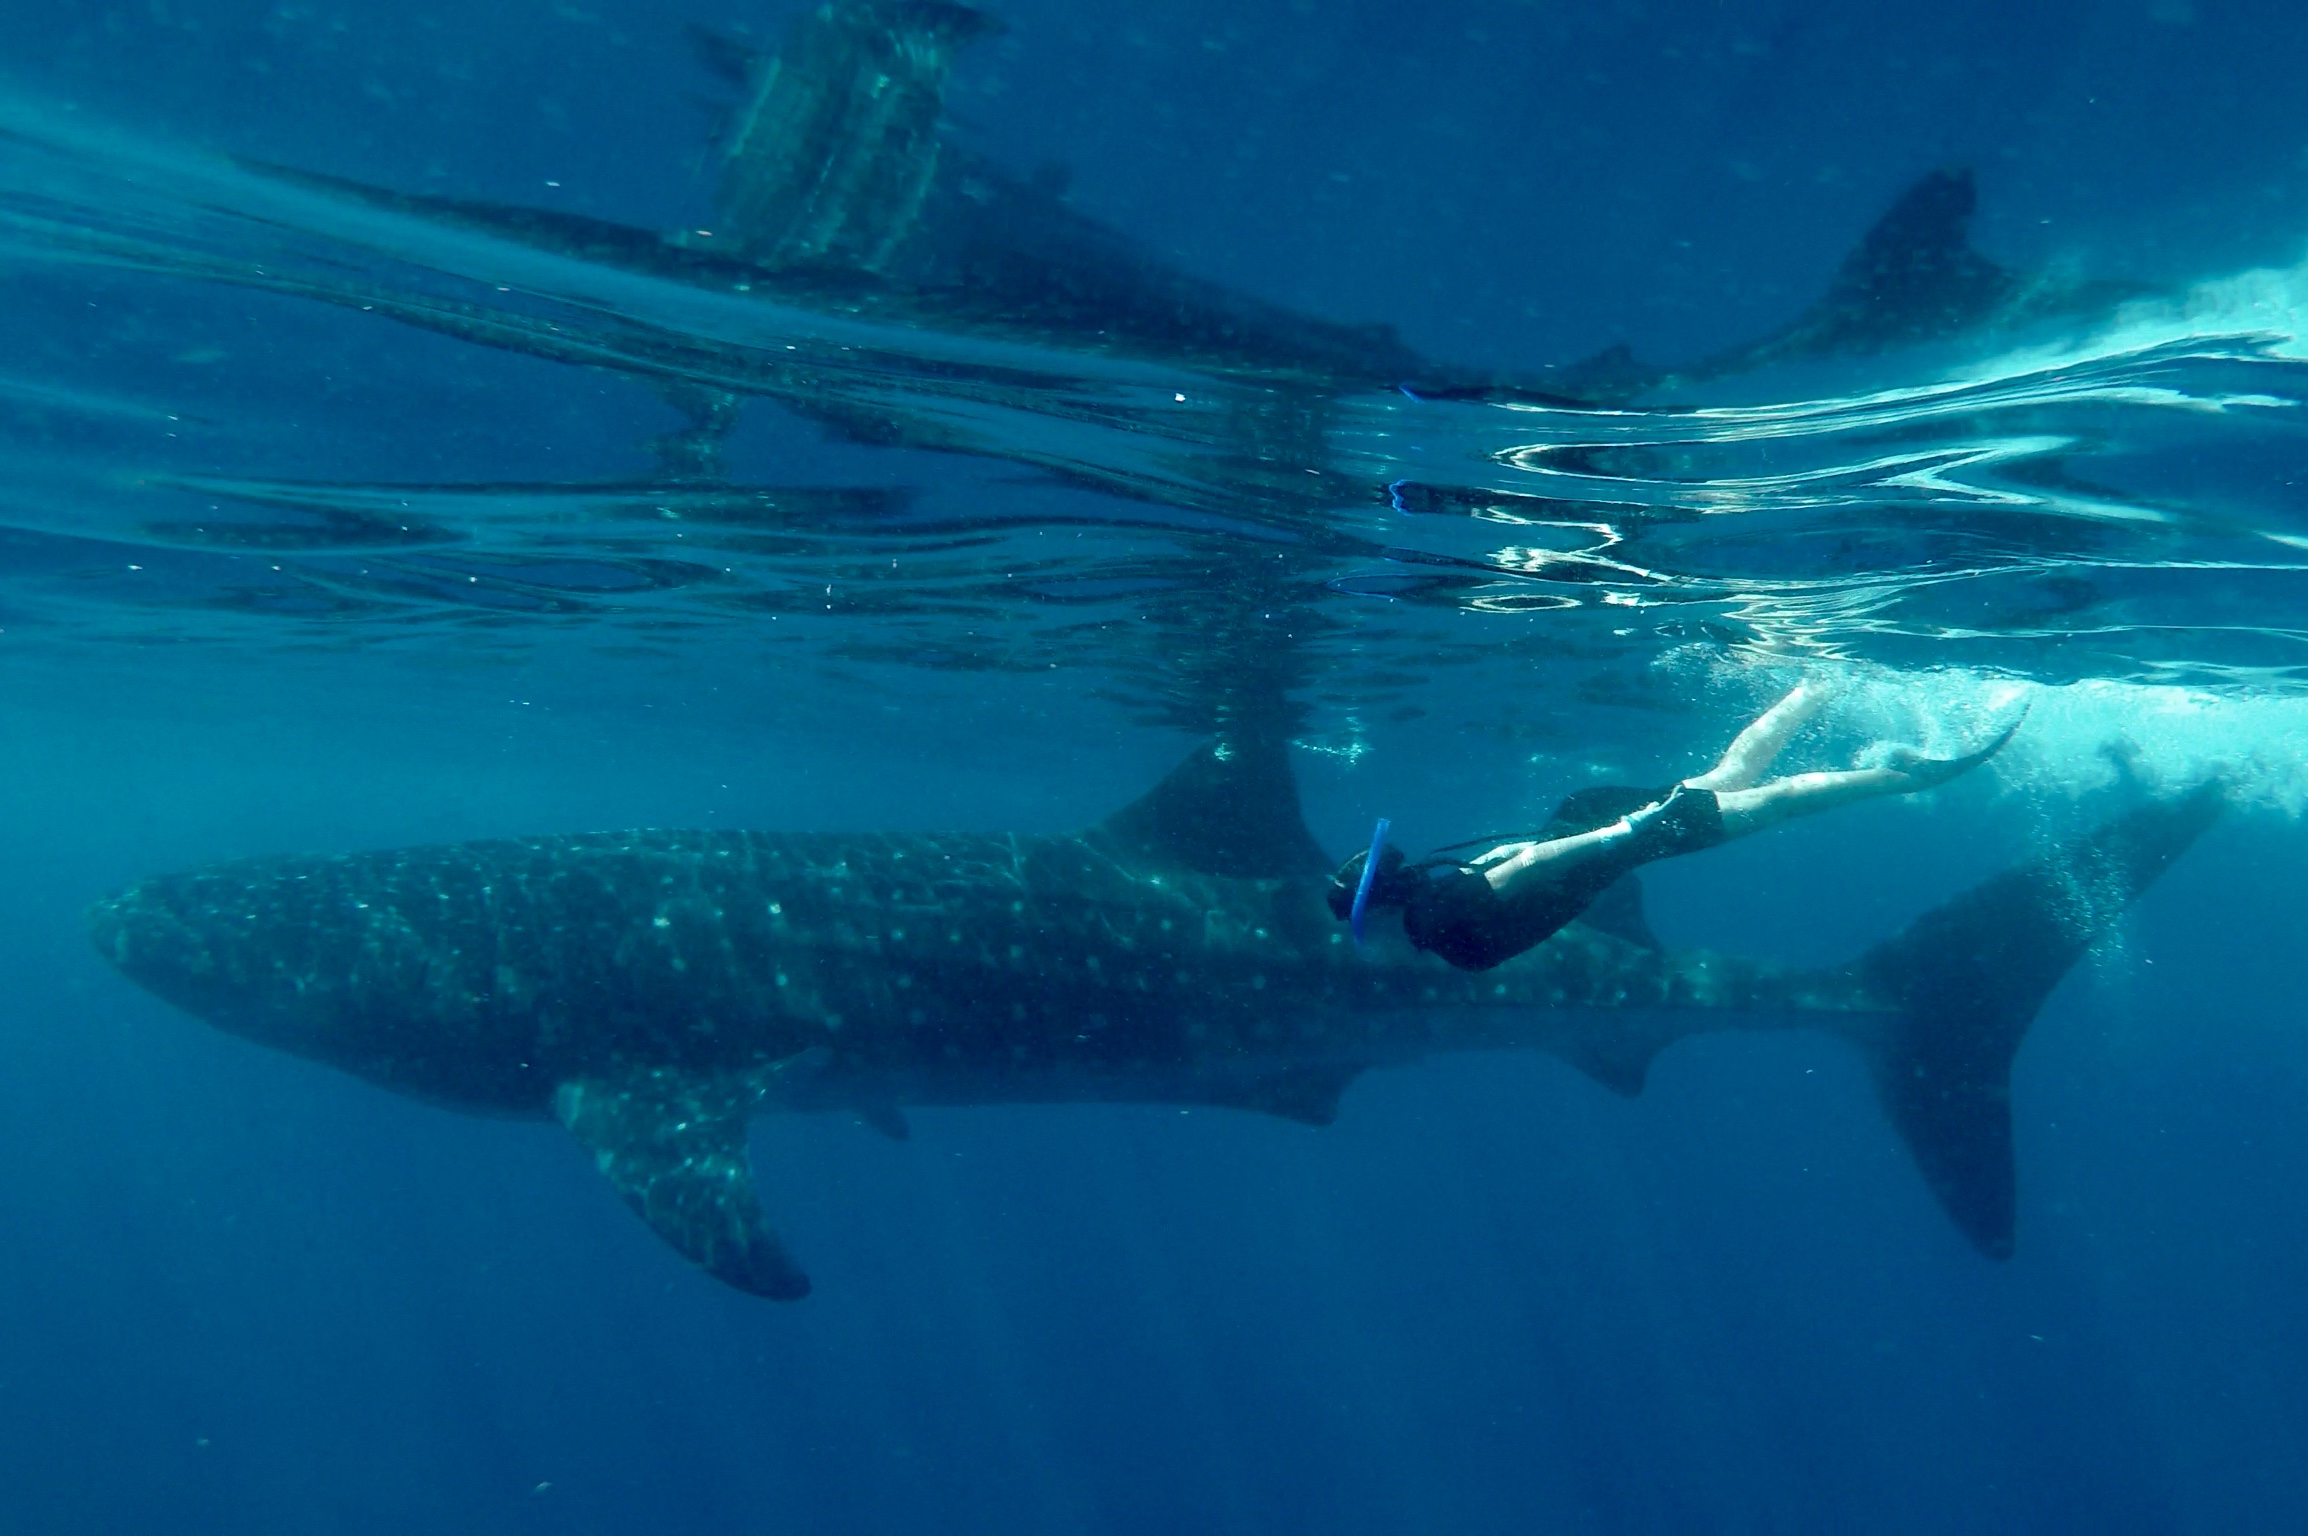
[1848, 783, 2225, 1257]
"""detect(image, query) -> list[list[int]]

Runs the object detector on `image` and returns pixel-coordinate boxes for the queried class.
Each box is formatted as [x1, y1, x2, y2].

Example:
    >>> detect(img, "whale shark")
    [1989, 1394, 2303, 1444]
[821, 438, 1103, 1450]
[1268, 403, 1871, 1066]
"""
[251, 0, 1457, 405]
[236, 3, 2139, 418]
[88, 724, 2221, 1300]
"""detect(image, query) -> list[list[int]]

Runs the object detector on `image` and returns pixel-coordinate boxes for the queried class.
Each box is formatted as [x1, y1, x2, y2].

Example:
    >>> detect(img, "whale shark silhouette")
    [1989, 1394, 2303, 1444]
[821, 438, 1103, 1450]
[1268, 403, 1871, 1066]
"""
[88, 725, 2221, 1300]
[242, 2, 2141, 417]
[1551, 167, 2154, 402]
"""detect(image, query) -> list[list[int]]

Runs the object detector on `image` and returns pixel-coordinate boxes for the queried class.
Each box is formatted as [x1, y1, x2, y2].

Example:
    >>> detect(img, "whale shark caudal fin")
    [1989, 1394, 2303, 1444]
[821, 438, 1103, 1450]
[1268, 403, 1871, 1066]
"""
[1097, 729, 1334, 880]
[554, 1063, 815, 1300]
[712, 0, 999, 273]
[1850, 783, 2226, 1258]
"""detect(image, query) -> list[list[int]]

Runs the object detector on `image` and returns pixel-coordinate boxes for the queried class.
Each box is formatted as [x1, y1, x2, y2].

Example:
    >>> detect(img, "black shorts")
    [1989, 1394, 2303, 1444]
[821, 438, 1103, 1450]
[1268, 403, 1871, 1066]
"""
[1402, 784, 1723, 972]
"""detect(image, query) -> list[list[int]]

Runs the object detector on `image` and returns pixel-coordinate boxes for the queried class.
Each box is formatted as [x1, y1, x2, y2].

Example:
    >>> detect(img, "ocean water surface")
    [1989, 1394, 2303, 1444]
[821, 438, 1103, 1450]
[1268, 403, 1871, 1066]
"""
[3, 0, 2308, 1531]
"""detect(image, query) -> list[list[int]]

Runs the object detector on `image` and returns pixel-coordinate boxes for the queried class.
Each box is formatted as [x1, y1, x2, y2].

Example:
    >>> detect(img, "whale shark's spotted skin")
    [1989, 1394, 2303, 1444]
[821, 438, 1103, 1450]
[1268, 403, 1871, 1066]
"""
[89, 741, 2221, 1300]
[93, 825, 1850, 1111]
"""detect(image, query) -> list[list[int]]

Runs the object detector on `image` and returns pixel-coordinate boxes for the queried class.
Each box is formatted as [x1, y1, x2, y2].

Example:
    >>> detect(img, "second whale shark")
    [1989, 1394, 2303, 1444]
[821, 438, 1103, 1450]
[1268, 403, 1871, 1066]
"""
[247, 1, 2144, 412]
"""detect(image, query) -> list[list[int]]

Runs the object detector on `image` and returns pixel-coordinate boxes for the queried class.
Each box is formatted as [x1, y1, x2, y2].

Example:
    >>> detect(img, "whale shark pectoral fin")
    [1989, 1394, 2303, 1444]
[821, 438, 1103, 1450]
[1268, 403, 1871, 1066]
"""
[1853, 783, 2226, 1258]
[1565, 1026, 1663, 1098]
[1209, 1063, 1365, 1126]
[553, 1068, 811, 1301]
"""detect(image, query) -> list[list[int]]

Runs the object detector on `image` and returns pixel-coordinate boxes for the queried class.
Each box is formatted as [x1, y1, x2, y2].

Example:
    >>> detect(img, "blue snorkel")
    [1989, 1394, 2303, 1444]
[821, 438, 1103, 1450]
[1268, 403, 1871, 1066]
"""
[1349, 817, 1392, 948]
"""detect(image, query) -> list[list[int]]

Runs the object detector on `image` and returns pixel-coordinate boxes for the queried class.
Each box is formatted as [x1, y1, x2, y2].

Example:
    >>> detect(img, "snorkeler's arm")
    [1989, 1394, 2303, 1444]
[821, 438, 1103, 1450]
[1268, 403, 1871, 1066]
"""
[1473, 819, 1639, 893]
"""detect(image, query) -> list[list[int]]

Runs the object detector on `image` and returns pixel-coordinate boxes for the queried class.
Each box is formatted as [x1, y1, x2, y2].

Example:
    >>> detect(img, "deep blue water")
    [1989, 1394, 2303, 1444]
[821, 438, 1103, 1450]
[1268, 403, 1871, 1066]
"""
[4, 1, 2308, 1531]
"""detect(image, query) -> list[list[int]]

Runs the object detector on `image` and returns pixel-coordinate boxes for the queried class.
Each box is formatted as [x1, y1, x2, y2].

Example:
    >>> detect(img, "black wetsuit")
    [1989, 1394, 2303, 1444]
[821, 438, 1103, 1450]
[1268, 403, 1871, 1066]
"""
[1335, 784, 1726, 973]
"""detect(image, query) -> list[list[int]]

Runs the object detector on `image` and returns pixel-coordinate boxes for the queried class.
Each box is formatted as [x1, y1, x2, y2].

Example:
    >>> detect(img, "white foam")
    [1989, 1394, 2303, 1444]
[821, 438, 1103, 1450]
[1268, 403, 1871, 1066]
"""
[1947, 248, 2308, 387]
[1719, 661, 2308, 816]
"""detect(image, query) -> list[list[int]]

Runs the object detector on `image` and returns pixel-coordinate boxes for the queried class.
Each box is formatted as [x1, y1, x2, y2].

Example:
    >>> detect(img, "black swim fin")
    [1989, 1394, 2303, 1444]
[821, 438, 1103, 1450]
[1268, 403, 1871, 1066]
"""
[1881, 706, 2029, 792]
[1847, 783, 2224, 1257]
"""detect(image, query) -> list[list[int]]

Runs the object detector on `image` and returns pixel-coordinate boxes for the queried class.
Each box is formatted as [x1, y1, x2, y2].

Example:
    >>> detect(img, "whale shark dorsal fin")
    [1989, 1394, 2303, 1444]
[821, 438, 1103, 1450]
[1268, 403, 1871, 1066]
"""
[1554, 341, 1667, 404]
[1803, 167, 2016, 353]
[1098, 730, 1332, 880]
[554, 1066, 812, 1300]
[1680, 167, 2022, 385]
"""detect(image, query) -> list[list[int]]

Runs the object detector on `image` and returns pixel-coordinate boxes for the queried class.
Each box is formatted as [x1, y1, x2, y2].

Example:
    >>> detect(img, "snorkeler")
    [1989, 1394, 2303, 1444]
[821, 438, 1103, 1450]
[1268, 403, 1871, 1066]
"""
[1328, 684, 2022, 971]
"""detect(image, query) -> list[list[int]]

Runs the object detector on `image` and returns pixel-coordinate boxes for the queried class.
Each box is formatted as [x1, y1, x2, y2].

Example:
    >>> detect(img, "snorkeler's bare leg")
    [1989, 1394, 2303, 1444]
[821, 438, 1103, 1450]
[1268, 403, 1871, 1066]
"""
[1478, 681, 1839, 892]
[1713, 710, 2026, 838]
[1472, 697, 2022, 898]
[1713, 766, 1910, 836]
[1683, 682, 1829, 793]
